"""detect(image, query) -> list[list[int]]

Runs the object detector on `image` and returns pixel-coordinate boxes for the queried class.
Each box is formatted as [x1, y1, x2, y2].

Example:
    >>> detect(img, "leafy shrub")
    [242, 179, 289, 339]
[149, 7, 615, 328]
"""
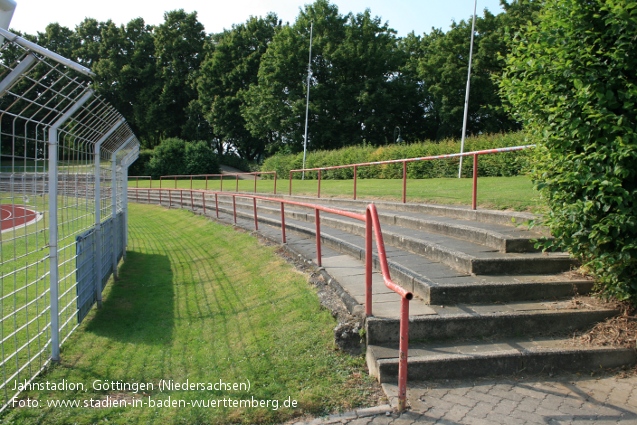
[500, 0, 637, 302]
[261, 132, 532, 180]
[128, 149, 153, 176]
[146, 138, 220, 179]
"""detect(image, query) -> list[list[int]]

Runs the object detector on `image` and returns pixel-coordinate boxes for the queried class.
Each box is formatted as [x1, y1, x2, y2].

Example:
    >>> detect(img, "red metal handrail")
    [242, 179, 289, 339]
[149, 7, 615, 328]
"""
[289, 145, 535, 209]
[128, 175, 152, 188]
[130, 187, 413, 411]
[159, 172, 277, 194]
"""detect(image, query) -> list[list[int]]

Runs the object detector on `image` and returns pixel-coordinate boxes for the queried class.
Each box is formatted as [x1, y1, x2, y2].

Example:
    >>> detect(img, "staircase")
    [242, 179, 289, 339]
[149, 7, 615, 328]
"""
[133, 190, 636, 383]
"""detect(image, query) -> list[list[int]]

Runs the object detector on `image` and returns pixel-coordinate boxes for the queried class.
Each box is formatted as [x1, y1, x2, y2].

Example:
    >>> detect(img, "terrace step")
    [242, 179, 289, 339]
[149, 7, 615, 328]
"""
[251, 196, 552, 253]
[367, 338, 637, 383]
[218, 197, 575, 276]
[365, 300, 619, 344]
[130, 190, 634, 383]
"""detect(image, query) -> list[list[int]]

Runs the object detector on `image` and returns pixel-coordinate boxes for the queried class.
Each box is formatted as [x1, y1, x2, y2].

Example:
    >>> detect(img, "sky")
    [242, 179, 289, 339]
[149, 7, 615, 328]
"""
[8, 0, 504, 37]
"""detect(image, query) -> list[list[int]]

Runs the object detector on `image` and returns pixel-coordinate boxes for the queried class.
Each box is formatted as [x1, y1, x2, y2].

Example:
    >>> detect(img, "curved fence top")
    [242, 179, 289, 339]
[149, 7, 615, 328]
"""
[0, 27, 139, 159]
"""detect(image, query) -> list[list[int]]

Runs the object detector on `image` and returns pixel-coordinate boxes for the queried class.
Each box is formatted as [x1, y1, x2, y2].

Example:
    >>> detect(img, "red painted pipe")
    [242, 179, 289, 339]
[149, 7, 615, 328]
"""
[202, 193, 206, 215]
[397, 296, 410, 411]
[315, 209, 322, 267]
[317, 170, 322, 199]
[232, 196, 237, 224]
[472, 154, 478, 210]
[402, 162, 407, 204]
[365, 215, 372, 316]
[253, 198, 258, 230]
[353, 165, 358, 200]
[281, 203, 286, 243]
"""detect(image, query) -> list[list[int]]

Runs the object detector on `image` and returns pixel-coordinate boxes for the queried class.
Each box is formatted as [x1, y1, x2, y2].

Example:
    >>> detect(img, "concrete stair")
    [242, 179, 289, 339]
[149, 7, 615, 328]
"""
[132, 190, 636, 383]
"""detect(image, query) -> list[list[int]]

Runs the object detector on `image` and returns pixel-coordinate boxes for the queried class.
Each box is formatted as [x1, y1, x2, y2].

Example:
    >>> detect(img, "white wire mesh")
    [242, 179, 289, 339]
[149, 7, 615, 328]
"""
[0, 28, 140, 410]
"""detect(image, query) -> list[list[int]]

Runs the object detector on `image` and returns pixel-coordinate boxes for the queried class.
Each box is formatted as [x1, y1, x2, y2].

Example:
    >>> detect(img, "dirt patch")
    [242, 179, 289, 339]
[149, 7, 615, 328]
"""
[577, 301, 637, 349]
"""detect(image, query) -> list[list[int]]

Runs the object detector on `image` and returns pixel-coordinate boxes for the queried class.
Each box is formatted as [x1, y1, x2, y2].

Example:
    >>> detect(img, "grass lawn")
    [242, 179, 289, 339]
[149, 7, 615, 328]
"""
[129, 175, 543, 212]
[2, 203, 378, 425]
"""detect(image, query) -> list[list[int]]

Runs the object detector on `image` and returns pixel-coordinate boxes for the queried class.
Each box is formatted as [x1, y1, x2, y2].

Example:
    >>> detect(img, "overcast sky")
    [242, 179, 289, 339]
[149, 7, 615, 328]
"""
[9, 0, 504, 37]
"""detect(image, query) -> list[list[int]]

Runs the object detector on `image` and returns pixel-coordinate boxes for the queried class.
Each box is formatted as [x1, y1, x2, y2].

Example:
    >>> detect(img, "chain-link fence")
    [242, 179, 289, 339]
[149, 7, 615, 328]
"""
[0, 26, 140, 410]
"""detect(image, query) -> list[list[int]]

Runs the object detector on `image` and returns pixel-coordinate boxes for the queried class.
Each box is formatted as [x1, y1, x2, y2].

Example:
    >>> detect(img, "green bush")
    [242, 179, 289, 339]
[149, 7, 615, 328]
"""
[146, 138, 220, 179]
[261, 132, 532, 180]
[500, 0, 637, 302]
[127, 149, 153, 176]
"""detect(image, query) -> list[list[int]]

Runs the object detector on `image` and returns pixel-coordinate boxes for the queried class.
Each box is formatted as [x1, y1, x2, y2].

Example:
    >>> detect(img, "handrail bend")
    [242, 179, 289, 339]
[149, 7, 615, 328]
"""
[130, 187, 412, 411]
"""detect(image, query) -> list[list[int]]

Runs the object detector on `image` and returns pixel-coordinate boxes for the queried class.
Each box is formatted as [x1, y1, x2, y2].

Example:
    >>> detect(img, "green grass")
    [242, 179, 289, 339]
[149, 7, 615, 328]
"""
[129, 175, 543, 211]
[2, 203, 377, 425]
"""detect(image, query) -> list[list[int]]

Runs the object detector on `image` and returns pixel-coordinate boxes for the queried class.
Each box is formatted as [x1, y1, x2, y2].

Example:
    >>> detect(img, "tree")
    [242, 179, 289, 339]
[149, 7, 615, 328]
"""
[413, 6, 525, 141]
[242, 0, 418, 153]
[152, 10, 207, 144]
[197, 14, 280, 161]
[500, 0, 637, 301]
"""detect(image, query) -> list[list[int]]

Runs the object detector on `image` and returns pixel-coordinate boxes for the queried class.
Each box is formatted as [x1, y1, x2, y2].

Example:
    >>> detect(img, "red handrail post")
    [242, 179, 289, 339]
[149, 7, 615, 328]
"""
[232, 196, 237, 224]
[168, 190, 172, 207]
[280, 203, 287, 243]
[190, 176, 193, 190]
[253, 198, 258, 230]
[254, 174, 257, 193]
[215, 193, 219, 218]
[205, 175, 209, 190]
[235, 175, 239, 192]
[315, 209, 322, 267]
[397, 296, 410, 412]
[353, 165, 358, 200]
[472, 154, 478, 210]
[317, 170, 322, 198]
[402, 161, 407, 204]
[190, 190, 194, 209]
[202, 192, 206, 215]
[273, 172, 277, 195]
[180, 190, 183, 206]
[365, 209, 372, 316]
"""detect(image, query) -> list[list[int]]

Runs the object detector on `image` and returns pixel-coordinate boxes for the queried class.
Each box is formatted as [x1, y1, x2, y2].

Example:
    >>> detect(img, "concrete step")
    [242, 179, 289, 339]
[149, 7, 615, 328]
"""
[218, 197, 576, 276]
[367, 338, 637, 383]
[246, 196, 551, 253]
[134, 193, 591, 304]
[366, 300, 619, 344]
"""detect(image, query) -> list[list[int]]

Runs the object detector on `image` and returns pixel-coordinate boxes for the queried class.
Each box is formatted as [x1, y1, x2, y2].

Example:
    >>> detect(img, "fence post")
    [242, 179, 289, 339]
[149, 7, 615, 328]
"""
[317, 170, 322, 198]
[281, 203, 286, 244]
[273, 172, 277, 195]
[472, 154, 478, 210]
[253, 198, 258, 230]
[48, 89, 94, 362]
[315, 209, 322, 267]
[254, 174, 257, 193]
[289, 171, 293, 196]
[354, 165, 358, 200]
[109, 137, 132, 278]
[402, 161, 407, 204]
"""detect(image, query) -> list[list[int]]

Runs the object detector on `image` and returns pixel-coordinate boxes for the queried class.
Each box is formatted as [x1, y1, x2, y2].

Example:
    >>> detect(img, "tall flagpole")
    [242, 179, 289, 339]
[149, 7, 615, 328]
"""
[458, 0, 477, 178]
[302, 22, 313, 180]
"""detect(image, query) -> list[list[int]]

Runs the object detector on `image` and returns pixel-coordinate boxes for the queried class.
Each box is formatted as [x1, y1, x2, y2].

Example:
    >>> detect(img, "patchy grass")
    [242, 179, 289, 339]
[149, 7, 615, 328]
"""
[2, 203, 379, 425]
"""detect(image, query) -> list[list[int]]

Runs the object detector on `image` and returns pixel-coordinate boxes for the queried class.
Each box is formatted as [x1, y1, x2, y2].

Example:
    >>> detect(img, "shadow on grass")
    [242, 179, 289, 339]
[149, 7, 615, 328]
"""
[84, 251, 174, 345]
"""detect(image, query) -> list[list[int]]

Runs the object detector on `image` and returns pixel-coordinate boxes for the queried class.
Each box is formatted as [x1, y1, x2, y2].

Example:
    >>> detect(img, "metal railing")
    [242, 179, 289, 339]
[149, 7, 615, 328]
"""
[0, 26, 139, 410]
[128, 175, 152, 188]
[130, 187, 412, 411]
[289, 145, 535, 209]
[158, 172, 277, 194]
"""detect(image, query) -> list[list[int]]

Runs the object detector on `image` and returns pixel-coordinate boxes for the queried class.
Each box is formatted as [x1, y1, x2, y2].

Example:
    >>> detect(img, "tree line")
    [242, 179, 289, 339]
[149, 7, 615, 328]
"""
[12, 0, 541, 161]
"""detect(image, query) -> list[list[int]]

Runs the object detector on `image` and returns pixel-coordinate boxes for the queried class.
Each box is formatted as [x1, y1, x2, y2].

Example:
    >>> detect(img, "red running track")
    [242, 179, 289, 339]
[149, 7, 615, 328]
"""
[0, 205, 40, 231]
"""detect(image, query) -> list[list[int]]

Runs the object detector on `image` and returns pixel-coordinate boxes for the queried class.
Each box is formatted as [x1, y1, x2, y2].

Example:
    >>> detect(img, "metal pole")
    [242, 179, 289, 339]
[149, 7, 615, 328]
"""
[48, 89, 94, 362]
[458, 0, 477, 178]
[302, 22, 313, 180]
